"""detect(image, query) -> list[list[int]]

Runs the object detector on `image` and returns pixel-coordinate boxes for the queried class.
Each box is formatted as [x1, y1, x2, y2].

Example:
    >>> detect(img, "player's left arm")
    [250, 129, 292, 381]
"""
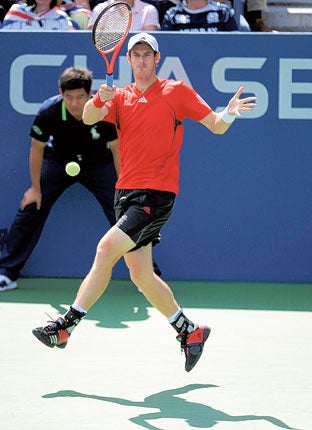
[200, 86, 257, 135]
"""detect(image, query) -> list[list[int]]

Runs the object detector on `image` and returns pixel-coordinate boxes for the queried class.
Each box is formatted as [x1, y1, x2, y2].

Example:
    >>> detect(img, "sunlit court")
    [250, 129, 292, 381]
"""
[1, 12, 312, 430]
[1, 278, 311, 430]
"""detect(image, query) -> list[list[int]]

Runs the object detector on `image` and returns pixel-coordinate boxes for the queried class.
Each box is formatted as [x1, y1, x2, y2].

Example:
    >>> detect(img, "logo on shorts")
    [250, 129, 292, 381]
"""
[143, 206, 151, 214]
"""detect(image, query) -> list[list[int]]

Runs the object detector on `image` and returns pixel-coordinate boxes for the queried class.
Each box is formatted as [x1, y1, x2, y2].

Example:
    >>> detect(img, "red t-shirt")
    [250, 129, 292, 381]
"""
[104, 78, 212, 195]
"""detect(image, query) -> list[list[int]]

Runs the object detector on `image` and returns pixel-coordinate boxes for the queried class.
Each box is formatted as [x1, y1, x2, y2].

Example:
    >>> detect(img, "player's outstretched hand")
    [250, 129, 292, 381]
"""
[227, 86, 257, 118]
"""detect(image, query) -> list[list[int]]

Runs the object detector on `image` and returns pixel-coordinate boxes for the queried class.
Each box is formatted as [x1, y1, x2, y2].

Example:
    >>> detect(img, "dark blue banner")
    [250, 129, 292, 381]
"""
[1, 31, 312, 281]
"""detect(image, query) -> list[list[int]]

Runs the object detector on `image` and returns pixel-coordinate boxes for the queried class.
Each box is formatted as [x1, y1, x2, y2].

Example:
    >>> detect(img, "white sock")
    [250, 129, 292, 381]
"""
[72, 302, 87, 315]
[168, 307, 182, 324]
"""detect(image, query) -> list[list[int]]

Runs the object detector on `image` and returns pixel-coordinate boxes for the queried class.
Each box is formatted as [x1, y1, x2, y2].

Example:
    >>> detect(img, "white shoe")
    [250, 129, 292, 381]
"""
[0, 275, 17, 292]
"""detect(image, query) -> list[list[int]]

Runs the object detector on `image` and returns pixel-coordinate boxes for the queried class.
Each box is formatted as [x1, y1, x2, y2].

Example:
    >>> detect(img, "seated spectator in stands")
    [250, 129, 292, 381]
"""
[88, 0, 160, 30]
[220, 0, 250, 31]
[245, 0, 272, 31]
[58, 0, 91, 29]
[1, 0, 75, 29]
[161, 0, 238, 31]
[141, 0, 179, 24]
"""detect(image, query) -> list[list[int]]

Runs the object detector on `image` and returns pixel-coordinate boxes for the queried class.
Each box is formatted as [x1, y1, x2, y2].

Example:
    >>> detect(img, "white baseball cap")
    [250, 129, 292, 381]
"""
[127, 33, 159, 53]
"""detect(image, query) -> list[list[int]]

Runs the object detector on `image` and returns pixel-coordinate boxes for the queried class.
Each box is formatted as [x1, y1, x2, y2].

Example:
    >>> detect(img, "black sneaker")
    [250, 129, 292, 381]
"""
[177, 325, 211, 372]
[32, 317, 70, 348]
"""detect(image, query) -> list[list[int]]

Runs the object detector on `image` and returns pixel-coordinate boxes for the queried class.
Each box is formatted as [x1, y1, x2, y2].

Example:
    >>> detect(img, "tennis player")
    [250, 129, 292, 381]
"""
[33, 33, 257, 372]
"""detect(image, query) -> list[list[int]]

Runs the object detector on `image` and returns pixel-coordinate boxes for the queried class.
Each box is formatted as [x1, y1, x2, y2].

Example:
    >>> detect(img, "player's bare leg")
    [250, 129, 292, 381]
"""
[32, 226, 136, 348]
[124, 245, 211, 371]
[75, 226, 136, 309]
[124, 244, 179, 317]
[32, 230, 211, 371]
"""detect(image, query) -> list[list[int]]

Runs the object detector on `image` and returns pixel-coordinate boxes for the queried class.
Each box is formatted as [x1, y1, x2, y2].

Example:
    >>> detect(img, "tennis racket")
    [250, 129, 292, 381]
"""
[92, 1, 132, 86]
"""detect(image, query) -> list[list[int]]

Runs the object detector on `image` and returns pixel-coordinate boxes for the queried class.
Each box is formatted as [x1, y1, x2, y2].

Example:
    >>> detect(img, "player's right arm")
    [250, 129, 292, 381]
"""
[20, 138, 46, 210]
[83, 84, 115, 125]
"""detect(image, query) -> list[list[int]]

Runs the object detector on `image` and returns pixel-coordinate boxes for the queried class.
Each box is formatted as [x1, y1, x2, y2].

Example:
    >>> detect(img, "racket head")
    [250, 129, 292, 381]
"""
[92, 1, 132, 55]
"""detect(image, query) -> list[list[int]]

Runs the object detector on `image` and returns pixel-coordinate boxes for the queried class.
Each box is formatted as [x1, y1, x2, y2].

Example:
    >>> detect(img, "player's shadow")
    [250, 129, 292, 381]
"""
[43, 383, 297, 430]
[56, 282, 150, 329]
[0, 278, 150, 329]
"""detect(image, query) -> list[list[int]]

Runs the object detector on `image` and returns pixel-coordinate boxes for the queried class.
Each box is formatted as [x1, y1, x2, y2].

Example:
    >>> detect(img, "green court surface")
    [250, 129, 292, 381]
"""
[1, 279, 311, 430]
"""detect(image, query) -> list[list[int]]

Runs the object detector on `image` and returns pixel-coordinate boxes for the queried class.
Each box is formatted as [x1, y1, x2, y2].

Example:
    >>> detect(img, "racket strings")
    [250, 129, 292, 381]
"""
[94, 4, 131, 52]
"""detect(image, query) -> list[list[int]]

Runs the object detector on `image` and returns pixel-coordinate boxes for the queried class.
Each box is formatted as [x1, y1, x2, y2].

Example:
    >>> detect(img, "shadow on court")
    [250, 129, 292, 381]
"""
[43, 383, 298, 430]
[0, 278, 150, 329]
[1, 278, 311, 329]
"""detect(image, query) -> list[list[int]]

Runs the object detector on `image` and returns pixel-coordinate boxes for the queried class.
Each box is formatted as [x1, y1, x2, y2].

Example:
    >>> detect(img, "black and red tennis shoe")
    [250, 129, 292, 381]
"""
[32, 317, 70, 349]
[177, 325, 211, 372]
[33, 315, 210, 372]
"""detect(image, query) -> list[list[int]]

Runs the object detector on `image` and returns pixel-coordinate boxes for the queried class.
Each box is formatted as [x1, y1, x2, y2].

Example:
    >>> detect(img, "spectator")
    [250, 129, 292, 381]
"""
[88, 0, 160, 31]
[141, 0, 179, 24]
[1, 0, 75, 30]
[161, 0, 238, 32]
[245, 0, 272, 31]
[58, 0, 91, 29]
[220, 0, 250, 31]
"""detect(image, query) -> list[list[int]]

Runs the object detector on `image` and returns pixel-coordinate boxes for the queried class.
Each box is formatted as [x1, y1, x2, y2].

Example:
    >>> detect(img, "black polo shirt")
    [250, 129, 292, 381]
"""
[30, 94, 117, 165]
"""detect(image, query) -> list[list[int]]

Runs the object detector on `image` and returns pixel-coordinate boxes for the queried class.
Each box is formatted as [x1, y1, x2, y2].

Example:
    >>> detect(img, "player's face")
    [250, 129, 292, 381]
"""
[128, 43, 160, 80]
[61, 88, 91, 120]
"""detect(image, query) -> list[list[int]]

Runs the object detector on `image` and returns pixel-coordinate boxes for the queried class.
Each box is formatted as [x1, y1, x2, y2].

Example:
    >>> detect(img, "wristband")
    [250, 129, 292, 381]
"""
[92, 91, 106, 108]
[221, 108, 236, 124]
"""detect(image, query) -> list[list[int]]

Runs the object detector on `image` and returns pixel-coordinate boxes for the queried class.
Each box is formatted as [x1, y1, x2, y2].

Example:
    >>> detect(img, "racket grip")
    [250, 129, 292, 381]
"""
[106, 74, 113, 87]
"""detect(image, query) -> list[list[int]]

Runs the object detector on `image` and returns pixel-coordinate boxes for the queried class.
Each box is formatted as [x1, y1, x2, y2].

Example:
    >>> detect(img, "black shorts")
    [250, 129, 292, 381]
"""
[114, 189, 176, 252]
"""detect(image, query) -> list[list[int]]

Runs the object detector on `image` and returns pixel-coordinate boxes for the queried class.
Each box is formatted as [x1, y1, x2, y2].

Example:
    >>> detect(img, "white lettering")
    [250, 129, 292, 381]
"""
[211, 57, 268, 119]
[158, 57, 192, 86]
[92, 56, 132, 90]
[10, 54, 66, 115]
[8, 54, 312, 121]
[279, 59, 312, 119]
[73, 55, 88, 68]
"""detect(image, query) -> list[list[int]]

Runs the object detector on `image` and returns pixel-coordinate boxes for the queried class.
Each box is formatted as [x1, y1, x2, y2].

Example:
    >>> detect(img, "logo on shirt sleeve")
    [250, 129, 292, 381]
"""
[32, 125, 43, 135]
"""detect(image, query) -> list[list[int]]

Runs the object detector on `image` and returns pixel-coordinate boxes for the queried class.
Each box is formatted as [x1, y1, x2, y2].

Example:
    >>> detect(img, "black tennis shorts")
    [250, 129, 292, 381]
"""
[114, 189, 176, 252]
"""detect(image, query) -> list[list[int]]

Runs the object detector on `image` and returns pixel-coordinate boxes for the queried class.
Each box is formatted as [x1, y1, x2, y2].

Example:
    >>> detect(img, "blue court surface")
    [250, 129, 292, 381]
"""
[1, 278, 311, 430]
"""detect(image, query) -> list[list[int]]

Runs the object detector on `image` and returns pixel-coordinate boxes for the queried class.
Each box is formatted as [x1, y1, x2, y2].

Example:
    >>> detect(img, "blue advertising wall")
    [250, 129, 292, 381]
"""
[0, 31, 312, 282]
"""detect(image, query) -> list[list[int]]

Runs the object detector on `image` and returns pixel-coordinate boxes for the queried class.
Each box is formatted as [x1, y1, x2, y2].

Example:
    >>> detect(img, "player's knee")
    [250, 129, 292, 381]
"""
[129, 265, 152, 287]
[95, 236, 120, 265]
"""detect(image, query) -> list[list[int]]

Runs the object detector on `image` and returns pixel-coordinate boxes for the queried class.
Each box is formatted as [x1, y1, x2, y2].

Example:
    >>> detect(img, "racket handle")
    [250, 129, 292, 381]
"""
[106, 74, 113, 87]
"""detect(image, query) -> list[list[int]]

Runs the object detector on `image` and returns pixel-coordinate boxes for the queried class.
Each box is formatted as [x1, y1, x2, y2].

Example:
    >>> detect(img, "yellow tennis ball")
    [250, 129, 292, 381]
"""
[65, 161, 80, 177]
